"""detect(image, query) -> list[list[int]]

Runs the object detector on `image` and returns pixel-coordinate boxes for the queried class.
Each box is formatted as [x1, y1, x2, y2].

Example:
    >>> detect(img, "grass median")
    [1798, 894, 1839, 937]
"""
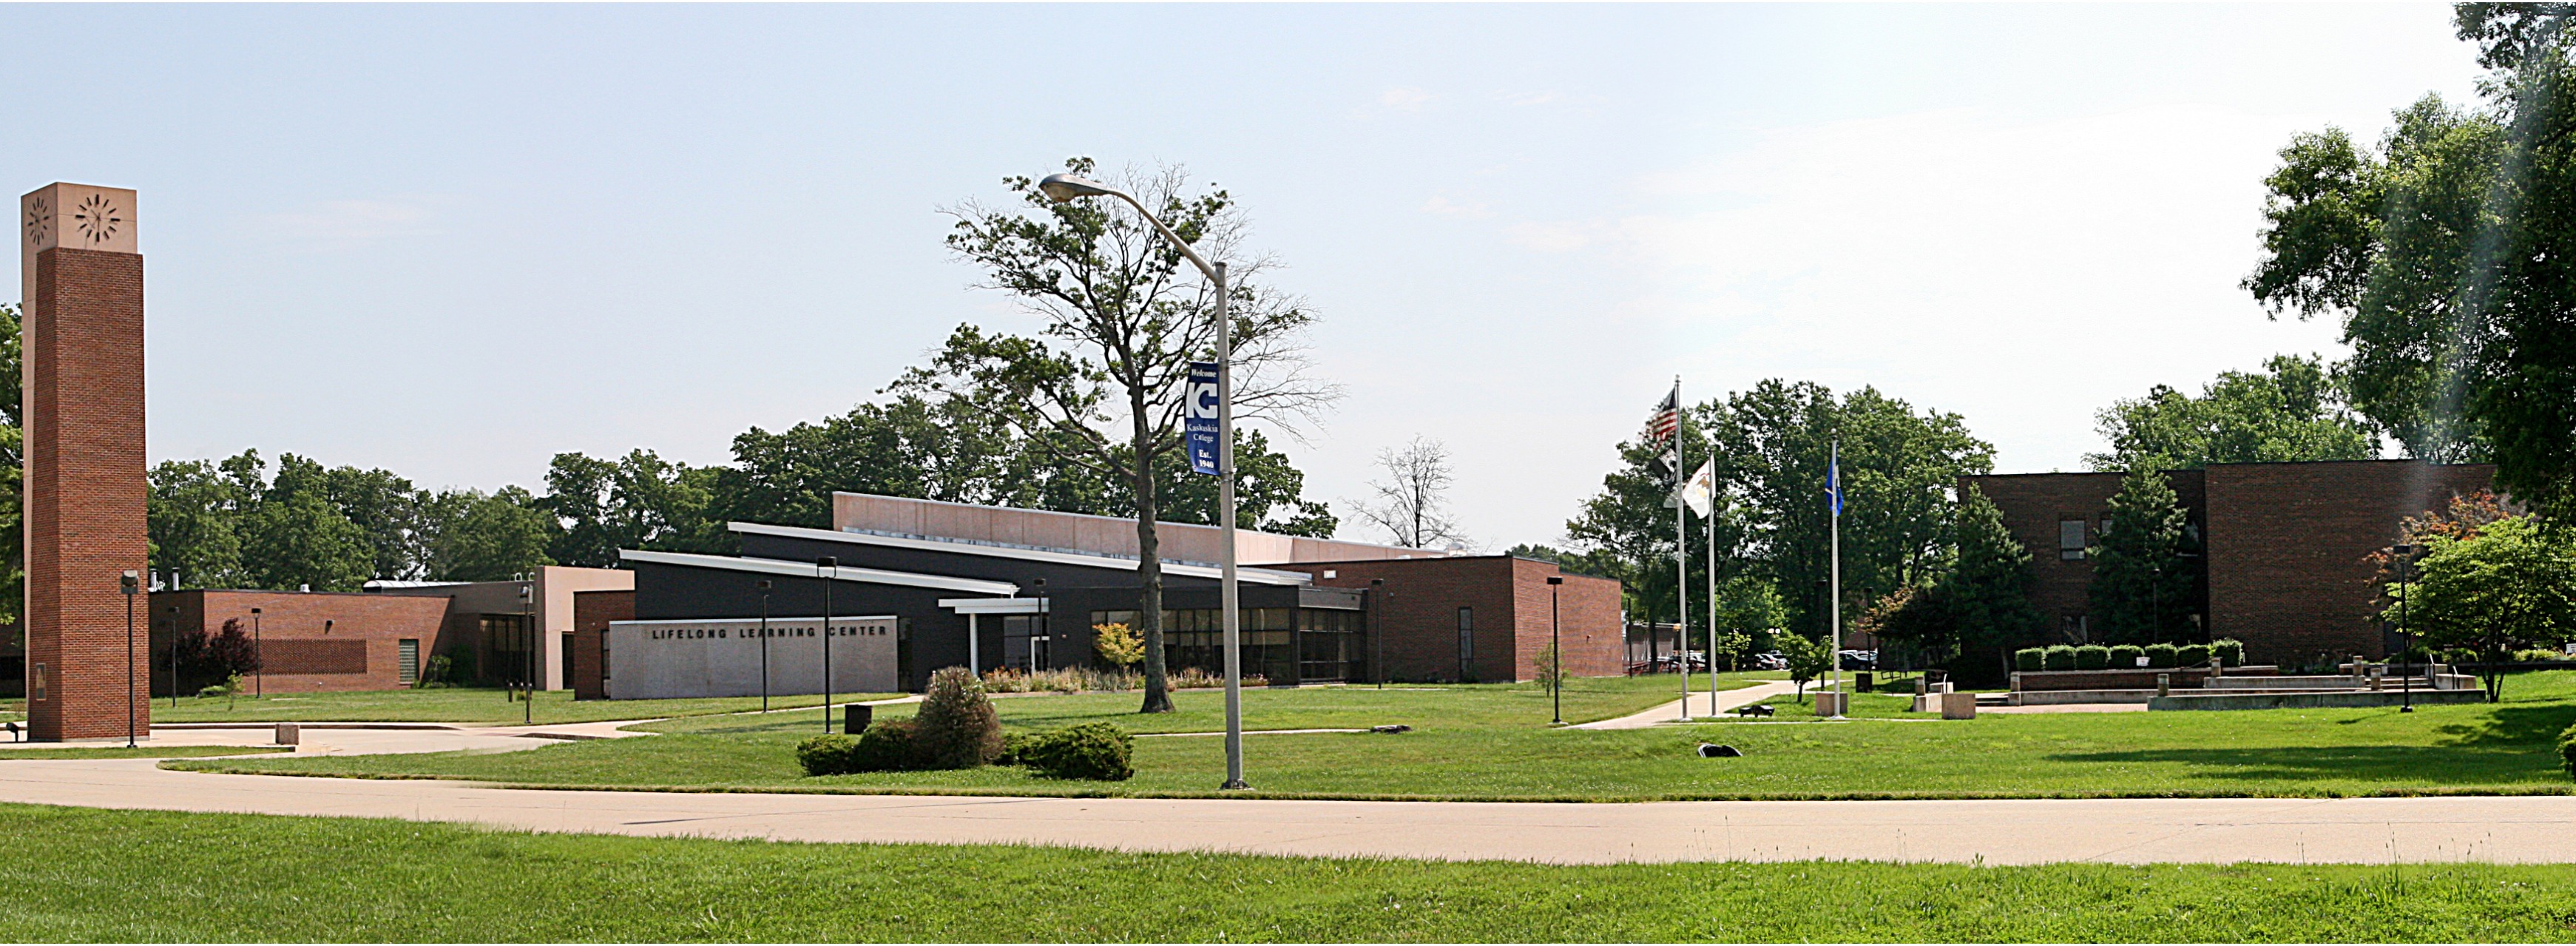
[4, 803, 2572, 942]
[167, 672, 2576, 801]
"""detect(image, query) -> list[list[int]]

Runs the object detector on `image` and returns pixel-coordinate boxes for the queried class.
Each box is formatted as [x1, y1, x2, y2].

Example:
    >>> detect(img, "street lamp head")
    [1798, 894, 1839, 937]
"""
[1038, 173, 1117, 203]
[2393, 543, 2418, 557]
[1547, 576, 1564, 586]
[120, 570, 138, 594]
[756, 579, 772, 592]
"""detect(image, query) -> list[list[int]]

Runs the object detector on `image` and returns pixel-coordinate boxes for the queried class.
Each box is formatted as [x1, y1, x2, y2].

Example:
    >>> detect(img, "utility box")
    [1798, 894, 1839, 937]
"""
[845, 703, 872, 734]
[274, 723, 300, 746]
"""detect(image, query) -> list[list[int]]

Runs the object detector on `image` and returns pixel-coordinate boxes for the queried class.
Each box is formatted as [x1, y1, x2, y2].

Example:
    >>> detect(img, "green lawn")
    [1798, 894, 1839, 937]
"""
[171, 672, 2576, 801]
[143, 687, 905, 725]
[3, 803, 2570, 942]
[0, 744, 293, 760]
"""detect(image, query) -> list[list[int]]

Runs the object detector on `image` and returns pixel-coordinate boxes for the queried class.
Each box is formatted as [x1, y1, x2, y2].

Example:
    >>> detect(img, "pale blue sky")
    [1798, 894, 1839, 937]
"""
[3, 4, 2487, 549]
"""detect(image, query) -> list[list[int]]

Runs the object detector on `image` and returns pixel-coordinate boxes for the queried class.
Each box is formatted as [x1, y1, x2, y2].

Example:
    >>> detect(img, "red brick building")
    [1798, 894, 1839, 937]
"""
[148, 590, 452, 695]
[1272, 556, 1625, 683]
[1964, 459, 2498, 665]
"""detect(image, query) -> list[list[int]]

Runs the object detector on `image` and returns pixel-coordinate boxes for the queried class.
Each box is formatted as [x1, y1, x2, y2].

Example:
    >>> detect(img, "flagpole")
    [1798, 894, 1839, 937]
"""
[1829, 437, 1845, 720]
[1674, 376, 1691, 721]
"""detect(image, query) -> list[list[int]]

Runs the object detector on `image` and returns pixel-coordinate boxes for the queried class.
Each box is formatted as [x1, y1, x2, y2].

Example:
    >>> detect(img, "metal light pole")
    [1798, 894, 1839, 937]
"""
[2396, 543, 2416, 713]
[818, 555, 836, 733]
[1371, 578, 1386, 689]
[1038, 172, 1249, 791]
[1032, 578, 1048, 672]
[518, 583, 533, 724]
[757, 579, 773, 713]
[121, 571, 138, 748]
[165, 605, 179, 709]
[250, 607, 263, 698]
[1548, 575, 1565, 726]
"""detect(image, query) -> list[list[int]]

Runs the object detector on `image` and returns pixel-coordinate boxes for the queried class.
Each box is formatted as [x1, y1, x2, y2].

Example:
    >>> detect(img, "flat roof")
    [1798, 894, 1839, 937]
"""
[727, 521, 1314, 587]
[618, 548, 1021, 596]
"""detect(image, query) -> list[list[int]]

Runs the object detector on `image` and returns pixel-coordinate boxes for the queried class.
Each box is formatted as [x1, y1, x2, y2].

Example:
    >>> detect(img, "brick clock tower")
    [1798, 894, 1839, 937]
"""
[19, 182, 148, 741]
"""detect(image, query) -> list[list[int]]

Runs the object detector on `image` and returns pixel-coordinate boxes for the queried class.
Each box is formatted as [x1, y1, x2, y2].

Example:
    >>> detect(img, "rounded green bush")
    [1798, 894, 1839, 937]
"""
[794, 734, 859, 777]
[2559, 721, 2576, 780]
[1021, 723, 1134, 781]
[2013, 648, 2045, 672]
[2211, 639, 2245, 666]
[2177, 643, 2212, 666]
[2143, 643, 2179, 668]
[851, 719, 925, 773]
[913, 666, 1003, 769]
[2041, 645, 2078, 672]
[2108, 644, 2144, 668]
[2074, 645, 2111, 670]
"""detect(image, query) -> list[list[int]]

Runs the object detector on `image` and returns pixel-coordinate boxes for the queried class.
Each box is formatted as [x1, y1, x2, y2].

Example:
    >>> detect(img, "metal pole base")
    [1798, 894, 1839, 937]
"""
[1220, 779, 1251, 791]
[2400, 706, 2415, 713]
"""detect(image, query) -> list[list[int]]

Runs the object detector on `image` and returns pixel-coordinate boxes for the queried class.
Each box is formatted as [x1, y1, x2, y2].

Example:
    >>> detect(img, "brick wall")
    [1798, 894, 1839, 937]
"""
[2205, 461, 2494, 664]
[25, 248, 149, 740]
[571, 589, 634, 700]
[1271, 556, 1624, 683]
[151, 590, 453, 695]
[1970, 461, 2494, 666]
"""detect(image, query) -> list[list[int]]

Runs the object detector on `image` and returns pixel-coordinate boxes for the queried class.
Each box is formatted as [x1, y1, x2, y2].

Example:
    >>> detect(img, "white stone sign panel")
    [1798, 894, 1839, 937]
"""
[606, 616, 898, 700]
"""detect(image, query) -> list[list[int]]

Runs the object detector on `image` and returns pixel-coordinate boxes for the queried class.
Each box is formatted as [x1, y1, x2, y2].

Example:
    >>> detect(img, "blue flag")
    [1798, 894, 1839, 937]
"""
[1827, 441, 1843, 517]
[1185, 362, 1221, 476]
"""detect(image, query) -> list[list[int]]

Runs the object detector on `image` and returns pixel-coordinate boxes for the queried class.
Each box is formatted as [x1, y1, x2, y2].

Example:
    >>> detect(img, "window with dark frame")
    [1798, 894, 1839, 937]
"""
[2059, 518, 2088, 560]
[1456, 607, 1475, 679]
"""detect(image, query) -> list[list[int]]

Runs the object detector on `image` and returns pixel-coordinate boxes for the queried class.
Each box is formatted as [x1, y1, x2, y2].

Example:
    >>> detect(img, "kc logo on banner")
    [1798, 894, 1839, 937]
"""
[1186, 362, 1220, 476]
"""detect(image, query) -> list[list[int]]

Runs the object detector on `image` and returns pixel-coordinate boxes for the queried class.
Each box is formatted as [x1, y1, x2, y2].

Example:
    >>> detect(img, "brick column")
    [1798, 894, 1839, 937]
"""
[20, 183, 147, 741]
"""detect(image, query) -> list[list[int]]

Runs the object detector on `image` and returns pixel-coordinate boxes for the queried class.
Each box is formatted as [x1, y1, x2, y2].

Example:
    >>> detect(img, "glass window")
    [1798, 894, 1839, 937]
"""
[2059, 518, 2088, 561]
[1456, 607, 1475, 680]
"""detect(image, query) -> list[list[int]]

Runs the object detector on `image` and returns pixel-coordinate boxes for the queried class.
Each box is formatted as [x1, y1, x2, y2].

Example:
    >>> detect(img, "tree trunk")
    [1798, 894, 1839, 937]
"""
[1132, 407, 1174, 714]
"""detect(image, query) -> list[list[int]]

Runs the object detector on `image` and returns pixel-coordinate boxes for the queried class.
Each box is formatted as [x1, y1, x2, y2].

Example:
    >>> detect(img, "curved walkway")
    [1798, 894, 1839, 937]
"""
[1575, 680, 1810, 729]
[1, 732, 2570, 865]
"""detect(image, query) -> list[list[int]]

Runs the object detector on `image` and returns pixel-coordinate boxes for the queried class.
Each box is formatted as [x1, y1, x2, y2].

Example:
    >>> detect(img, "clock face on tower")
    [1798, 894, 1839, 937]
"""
[72, 193, 121, 247]
[22, 195, 50, 249]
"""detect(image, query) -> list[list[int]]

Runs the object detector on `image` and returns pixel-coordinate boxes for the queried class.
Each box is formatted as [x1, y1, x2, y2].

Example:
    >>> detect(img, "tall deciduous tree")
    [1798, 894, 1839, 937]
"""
[542, 449, 722, 567]
[1856, 490, 2043, 686]
[2087, 355, 2379, 471]
[0, 305, 21, 632]
[423, 487, 555, 582]
[1348, 436, 1468, 550]
[899, 158, 1338, 714]
[2086, 468, 2202, 645]
[2244, 7, 2576, 519]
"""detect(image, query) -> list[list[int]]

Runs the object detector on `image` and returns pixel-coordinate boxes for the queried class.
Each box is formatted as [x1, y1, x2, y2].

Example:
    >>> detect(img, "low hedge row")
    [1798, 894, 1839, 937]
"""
[2015, 638, 2243, 672]
[797, 720, 1134, 781]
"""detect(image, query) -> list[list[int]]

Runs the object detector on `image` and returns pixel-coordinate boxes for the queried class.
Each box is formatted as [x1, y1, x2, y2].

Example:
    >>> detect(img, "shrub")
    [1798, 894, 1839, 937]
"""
[1019, 723, 1134, 781]
[1092, 622, 1145, 667]
[2013, 648, 2045, 672]
[913, 666, 1004, 769]
[2143, 643, 2178, 668]
[2513, 648, 2566, 663]
[2177, 643, 2211, 666]
[2041, 645, 2077, 671]
[995, 732, 1034, 767]
[2560, 721, 2576, 780]
[2211, 639, 2244, 666]
[849, 719, 924, 772]
[2108, 644, 2144, 668]
[2074, 645, 2111, 670]
[795, 734, 860, 777]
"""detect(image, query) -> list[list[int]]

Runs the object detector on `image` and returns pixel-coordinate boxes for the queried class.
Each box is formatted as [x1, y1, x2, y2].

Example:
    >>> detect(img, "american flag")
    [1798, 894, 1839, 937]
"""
[1640, 387, 1680, 448]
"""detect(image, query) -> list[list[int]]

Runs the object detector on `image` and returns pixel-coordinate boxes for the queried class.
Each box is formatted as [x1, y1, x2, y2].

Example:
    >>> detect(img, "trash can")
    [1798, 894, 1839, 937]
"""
[845, 704, 872, 734]
[274, 723, 300, 746]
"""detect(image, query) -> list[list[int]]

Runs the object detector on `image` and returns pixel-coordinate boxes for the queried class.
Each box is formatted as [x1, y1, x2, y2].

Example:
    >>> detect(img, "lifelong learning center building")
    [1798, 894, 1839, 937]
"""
[595, 493, 1625, 697]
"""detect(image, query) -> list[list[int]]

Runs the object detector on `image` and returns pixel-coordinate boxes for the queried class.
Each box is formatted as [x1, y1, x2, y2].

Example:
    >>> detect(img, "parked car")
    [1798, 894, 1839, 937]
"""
[1751, 651, 1788, 671]
[1836, 649, 1877, 670]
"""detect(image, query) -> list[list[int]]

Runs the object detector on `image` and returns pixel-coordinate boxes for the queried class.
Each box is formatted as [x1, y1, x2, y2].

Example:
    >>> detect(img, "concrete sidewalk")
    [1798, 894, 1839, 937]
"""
[5, 751, 2572, 865]
[1575, 680, 1807, 729]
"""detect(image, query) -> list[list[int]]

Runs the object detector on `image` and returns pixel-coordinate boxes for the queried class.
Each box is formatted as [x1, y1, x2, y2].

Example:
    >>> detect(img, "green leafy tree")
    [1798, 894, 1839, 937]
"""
[1777, 632, 1831, 700]
[226, 453, 375, 592]
[0, 305, 18, 632]
[2244, 10, 2576, 520]
[896, 158, 1338, 714]
[423, 487, 555, 582]
[320, 465, 428, 581]
[147, 459, 250, 588]
[2381, 513, 2576, 702]
[1943, 490, 2046, 683]
[2087, 355, 2379, 470]
[2086, 468, 2202, 645]
[711, 393, 1042, 531]
[542, 449, 723, 567]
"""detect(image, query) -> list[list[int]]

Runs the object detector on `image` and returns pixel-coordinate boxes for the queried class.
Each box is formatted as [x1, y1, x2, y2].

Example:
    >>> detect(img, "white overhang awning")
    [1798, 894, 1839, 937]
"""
[939, 597, 1049, 615]
[618, 549, 1019, 597]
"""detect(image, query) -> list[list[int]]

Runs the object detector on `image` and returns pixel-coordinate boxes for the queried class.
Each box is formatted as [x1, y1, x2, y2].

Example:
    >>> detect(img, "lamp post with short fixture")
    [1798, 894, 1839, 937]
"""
[1371, 578, 1387, 689]
[249, 607, 263, 698]
[1032, 578, 1048, 674]
[164, 605, 179, 709]
[1036, 171, 1249, 791]
[2396, 543, 2418, 713]
[121, 570, 138, 748]
[757, 579, 774, 713]
[517, 583, 533, 724]
[818, 555, 836, 733]
[1548, 575, 1565, 726]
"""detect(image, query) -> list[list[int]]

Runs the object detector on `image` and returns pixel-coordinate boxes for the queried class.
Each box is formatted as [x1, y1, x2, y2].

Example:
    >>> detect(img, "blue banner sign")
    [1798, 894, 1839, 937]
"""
[1186, 362, 1221, 476]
